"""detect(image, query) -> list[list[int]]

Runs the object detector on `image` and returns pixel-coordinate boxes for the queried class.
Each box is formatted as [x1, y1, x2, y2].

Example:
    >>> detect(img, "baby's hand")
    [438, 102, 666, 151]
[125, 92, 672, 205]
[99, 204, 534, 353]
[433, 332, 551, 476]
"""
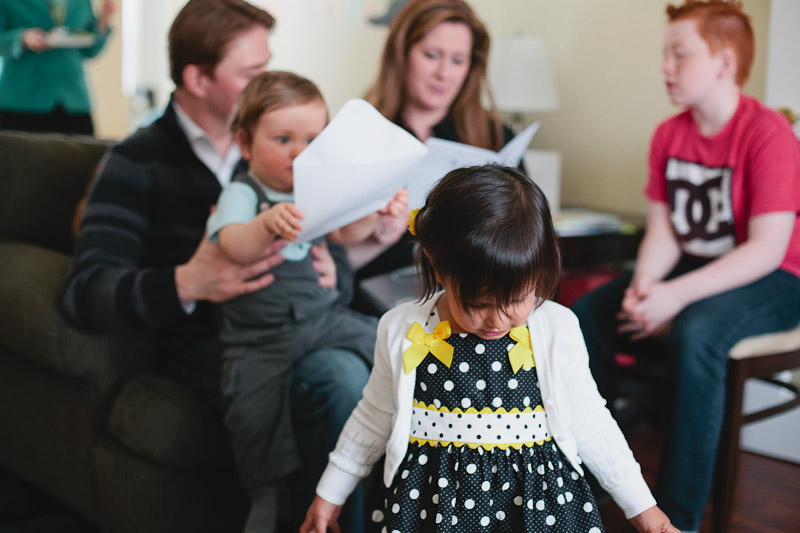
[379, 188, 408, 218]
[629, 505, 680, 533]
[260, 202, 303, 242]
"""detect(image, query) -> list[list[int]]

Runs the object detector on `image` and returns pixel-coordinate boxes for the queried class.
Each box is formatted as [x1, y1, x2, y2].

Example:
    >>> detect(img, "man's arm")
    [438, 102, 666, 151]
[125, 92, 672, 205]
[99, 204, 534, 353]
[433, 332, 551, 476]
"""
[62, 144, 282, 332]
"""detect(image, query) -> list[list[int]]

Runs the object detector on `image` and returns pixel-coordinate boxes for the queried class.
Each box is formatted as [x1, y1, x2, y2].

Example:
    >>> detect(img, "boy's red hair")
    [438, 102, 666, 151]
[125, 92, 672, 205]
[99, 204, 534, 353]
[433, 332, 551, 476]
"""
[666, 1, 754, 87]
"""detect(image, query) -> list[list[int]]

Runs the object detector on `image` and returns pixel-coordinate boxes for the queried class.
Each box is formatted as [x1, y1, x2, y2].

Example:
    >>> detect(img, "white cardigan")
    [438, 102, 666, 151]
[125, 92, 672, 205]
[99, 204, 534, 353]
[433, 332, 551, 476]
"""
[316, 294, 656, 519]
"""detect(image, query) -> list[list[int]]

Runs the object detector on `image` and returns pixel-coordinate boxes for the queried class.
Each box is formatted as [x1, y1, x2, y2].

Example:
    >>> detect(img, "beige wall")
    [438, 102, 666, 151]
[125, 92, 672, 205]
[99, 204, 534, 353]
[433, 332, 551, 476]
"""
[478, 0, 771, 216]
[85, 4, 126, 139]
[85, 0, 772, 215]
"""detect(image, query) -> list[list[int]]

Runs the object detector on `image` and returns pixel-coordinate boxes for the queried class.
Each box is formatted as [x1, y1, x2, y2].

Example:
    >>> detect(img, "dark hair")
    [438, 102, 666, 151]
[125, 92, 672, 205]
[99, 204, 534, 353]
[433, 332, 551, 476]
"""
[413, 164, 561, 311]
[169, 0, 275, 88]
[230, 71, 325, 144]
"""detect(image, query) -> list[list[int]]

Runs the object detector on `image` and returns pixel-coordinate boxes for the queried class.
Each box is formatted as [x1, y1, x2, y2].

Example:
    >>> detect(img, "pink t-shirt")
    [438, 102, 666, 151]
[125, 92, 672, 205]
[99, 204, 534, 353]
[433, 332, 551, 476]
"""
[645, 94, 800, 278]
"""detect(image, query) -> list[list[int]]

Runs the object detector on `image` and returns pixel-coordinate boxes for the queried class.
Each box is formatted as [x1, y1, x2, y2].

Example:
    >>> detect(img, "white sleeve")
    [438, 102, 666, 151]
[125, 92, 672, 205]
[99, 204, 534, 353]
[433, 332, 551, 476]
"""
[559, 312, 656, 519]
[316, 314, 398, 505]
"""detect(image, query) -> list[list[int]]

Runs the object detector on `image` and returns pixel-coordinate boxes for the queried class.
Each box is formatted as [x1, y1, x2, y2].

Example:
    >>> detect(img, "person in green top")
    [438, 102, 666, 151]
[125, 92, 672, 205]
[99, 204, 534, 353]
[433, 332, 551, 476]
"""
[0, 0, 115, 135]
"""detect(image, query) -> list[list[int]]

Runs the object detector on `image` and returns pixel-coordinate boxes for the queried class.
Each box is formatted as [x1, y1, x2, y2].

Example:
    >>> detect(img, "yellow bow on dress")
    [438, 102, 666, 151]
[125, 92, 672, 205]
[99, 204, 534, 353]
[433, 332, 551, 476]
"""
[508, 325, 534, 374]
[403, 321, 453, 374]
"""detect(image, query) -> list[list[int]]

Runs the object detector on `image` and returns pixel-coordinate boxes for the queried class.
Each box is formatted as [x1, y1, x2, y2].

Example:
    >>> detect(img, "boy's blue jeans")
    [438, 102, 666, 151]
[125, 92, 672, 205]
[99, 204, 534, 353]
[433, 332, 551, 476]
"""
[571, 258, 800, 530]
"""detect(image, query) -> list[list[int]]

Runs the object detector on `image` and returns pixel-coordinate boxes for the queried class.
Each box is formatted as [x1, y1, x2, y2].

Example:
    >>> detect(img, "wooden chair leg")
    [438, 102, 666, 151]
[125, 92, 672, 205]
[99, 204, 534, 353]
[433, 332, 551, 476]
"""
[712, 358, 747, 533]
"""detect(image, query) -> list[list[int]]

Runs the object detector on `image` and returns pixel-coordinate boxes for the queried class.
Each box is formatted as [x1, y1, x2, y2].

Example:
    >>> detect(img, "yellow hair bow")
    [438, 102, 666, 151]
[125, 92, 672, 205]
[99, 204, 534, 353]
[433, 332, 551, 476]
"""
[407, 208, 420, 235]
[508, 325, 534, 374]
[403, 321, 453, 374]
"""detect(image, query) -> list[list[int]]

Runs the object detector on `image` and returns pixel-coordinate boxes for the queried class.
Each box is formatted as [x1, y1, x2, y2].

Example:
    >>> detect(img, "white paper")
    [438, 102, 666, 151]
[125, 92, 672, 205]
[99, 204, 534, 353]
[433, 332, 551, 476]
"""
[46, 27, 96, 48]
[293, 99, 428, 242]
[406, 121, 540, 209]
[293, 99, 540, 242]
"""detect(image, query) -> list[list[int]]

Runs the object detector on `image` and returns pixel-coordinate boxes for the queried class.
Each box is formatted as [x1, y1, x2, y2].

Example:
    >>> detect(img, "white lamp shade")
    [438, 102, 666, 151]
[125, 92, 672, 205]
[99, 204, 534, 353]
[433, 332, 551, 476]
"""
[488, 35, 560, 113]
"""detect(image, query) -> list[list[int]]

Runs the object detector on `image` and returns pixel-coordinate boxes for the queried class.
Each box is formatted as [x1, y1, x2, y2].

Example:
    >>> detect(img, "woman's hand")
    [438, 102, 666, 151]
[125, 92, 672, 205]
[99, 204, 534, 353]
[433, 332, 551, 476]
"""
[629, 505, 680, 532]
[299, 496, 342, 533]
[22, 29, 49, 52]
[260, 202, 304, 242]
[311, 241, 337, 289]
[98, 0, 116, 32]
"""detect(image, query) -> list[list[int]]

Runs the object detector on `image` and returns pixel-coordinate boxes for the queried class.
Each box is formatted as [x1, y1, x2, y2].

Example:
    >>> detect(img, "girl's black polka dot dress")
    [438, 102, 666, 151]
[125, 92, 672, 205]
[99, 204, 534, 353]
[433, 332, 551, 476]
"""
[370, 312, 604, 532]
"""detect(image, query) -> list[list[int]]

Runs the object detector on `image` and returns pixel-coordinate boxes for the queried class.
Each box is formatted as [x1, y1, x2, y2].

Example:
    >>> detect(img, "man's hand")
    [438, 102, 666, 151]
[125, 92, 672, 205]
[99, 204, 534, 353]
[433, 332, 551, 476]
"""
[629, 505, 680, 533]
[175, 234, 284, 304]
[311, 241, 337, 289]
[299, 496, 342, 533]
[22, 29, 49, 52]
[260, 202, 303, 242]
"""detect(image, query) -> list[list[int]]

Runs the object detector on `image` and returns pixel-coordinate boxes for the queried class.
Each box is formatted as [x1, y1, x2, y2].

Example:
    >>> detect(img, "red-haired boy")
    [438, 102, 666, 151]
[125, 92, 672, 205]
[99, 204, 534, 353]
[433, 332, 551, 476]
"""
[573, 2, 800, 531]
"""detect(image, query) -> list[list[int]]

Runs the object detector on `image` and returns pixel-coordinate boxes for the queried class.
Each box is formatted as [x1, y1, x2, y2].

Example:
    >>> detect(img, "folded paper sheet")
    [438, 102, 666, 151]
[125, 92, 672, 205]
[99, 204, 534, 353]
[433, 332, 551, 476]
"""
[293, 99, 539, 241]
[406, 121, 540, 209]
[293, 99, 427, 242]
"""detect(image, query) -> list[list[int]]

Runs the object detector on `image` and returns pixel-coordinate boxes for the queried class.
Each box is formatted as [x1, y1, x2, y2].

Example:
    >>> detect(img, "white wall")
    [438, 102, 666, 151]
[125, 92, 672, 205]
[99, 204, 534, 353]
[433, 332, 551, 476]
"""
[764, 0, 800, 138]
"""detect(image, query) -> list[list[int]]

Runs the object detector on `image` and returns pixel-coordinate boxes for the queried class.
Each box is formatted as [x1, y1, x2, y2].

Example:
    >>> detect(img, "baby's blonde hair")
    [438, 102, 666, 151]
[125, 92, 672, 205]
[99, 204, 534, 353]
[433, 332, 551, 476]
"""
[230, 71, 326, 145]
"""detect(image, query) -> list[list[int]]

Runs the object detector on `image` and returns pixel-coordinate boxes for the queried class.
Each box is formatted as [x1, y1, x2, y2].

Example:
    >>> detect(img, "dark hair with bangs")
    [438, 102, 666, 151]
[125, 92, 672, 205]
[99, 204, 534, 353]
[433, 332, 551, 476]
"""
[413, 164, 561, 312]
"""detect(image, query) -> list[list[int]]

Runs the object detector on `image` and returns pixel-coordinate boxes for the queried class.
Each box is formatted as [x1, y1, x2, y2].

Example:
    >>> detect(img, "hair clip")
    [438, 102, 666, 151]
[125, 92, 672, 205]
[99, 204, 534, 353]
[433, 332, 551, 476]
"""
[407, 208, 420, 235]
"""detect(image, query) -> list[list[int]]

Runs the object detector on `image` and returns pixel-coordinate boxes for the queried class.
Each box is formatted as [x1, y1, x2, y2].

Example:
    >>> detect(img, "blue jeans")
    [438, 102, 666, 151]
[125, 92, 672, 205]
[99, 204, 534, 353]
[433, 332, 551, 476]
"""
[571, 258, 800, 530]
[289, 348, 370, 533]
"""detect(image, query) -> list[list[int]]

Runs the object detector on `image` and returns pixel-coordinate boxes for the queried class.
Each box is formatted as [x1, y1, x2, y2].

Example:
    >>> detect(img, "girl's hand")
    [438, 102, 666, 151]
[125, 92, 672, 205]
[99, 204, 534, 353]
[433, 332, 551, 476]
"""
[629, 505, 680, 532]
[260, 202, 303, 242]
[22, 29, 49, 52]
[300, 496, 342, 533]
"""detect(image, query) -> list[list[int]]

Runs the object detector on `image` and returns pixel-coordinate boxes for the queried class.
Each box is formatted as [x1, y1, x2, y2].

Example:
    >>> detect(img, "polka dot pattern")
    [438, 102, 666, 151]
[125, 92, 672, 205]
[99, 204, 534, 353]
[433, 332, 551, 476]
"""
[370, 327, 604, 532]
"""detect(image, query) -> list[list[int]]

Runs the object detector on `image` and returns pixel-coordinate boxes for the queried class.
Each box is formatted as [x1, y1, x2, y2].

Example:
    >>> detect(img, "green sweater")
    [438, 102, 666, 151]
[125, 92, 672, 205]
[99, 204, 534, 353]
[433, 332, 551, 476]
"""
[0, 0, 110, 113]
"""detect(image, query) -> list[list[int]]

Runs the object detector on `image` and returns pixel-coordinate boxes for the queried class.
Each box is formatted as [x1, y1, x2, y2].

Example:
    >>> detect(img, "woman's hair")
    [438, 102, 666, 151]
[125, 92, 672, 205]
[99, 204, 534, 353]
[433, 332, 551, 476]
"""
[413, 164, 561, 311]
[168, 0, 275, 87]
[365, 0, 503, 150]
[229, 71, 325, 145]
[666, 1, 754, 87]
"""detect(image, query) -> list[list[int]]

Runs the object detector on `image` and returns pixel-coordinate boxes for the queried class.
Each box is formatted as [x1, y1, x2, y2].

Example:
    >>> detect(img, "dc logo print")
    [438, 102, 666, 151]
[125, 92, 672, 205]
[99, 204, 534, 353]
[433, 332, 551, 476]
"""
[665, 158, 735, 258]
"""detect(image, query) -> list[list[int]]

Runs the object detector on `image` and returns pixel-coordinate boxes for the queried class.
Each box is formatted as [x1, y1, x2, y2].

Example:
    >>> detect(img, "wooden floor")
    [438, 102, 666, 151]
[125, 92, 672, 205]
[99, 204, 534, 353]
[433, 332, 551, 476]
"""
[599, 423, 800, 532]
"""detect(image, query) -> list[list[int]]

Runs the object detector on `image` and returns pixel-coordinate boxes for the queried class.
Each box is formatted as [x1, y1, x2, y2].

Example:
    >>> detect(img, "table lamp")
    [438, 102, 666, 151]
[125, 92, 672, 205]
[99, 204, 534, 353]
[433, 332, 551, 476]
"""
[488, 34, 560, 133]
[488, 35, 562, 213]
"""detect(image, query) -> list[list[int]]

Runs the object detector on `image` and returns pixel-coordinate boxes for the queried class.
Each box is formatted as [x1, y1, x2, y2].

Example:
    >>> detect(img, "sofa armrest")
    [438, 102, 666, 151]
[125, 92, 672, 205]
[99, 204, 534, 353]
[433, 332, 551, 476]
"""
[0, 242, 155, 397]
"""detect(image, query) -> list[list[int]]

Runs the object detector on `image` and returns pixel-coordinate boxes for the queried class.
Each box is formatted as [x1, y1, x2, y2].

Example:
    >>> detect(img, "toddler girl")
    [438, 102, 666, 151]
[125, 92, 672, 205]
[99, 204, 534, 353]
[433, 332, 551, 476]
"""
[206, 71, 406, 532]
[301, 164, 677, 532]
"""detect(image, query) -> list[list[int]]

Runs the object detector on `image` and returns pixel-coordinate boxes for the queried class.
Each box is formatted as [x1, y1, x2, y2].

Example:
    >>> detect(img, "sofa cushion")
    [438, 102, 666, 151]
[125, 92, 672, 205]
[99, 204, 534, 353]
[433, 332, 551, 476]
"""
[0, 130, 110, 255]
[108, 375, 230, 470]
[0, 242, 155, 395]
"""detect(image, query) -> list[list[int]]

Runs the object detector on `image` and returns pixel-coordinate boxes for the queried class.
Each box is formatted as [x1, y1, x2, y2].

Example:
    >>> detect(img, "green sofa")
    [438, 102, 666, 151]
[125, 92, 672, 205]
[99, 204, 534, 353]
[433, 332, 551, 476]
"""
[0, 130, 247, 532]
